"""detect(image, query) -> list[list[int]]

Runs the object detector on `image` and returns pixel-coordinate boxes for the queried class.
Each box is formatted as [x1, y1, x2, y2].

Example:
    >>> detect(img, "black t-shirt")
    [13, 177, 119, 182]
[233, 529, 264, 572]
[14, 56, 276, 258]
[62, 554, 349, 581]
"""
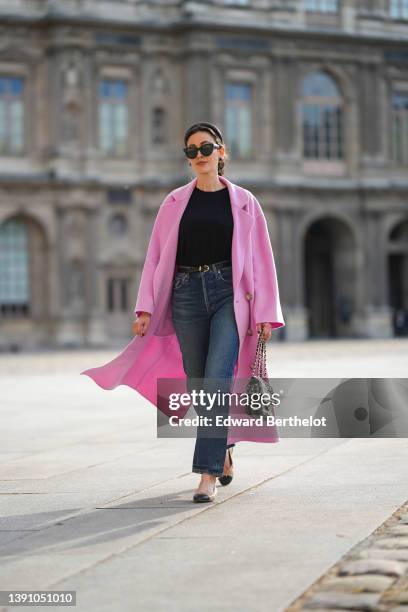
[175, 186, 234, 266]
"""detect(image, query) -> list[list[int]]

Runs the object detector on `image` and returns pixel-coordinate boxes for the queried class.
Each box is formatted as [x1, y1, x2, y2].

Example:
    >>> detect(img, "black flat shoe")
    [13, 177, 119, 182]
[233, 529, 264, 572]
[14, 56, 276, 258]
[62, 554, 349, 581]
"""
[193, 480, 217, 503]
[218, 447, 234, 486]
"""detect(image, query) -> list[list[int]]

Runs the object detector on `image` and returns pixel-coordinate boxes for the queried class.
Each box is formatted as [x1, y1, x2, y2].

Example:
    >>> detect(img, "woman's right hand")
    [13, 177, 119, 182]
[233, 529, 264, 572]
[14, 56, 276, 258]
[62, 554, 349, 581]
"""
[132, 312, 151, 337]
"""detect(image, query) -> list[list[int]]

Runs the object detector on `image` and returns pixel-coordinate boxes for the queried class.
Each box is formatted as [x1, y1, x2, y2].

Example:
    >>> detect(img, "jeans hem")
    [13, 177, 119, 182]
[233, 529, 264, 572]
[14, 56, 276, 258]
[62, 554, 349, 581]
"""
[192, 466, 224, 477]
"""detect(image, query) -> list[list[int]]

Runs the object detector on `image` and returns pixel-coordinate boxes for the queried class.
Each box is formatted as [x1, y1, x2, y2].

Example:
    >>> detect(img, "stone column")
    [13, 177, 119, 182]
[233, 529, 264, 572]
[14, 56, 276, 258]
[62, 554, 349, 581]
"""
[360, 209, 393, 338]
[185, 49, 211, 127]
[358, 60, 383, 173]
[55, 203, 106, 347]
[85, 206, 107, 346]
[278, 208, 307, 341]
[341, 0, 357, 32]
[274, 56, 296, 154]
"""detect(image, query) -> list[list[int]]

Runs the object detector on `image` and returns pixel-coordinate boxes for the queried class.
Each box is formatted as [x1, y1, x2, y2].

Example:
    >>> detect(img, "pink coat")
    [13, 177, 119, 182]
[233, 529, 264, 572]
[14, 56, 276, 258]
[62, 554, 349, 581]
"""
[80, 175, 285, 444]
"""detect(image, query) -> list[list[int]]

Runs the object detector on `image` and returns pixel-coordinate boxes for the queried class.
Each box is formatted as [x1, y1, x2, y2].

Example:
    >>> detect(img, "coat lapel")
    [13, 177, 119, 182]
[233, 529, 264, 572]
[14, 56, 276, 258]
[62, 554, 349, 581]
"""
[168, 175, 254, 288]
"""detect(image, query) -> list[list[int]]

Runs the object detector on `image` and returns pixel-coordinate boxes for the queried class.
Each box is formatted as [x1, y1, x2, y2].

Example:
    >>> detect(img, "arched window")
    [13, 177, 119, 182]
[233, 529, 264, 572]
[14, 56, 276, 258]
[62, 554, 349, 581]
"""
[0, 219, 30, 316]
[302, 71, 343, 160]
[388, 219, 408, 336]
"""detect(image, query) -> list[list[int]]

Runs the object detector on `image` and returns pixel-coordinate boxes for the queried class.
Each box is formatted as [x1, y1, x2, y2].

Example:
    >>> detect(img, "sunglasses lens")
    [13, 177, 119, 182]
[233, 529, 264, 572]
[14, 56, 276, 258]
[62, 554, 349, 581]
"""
[201, 143, 214, 156]
[185, 147, 198, 159]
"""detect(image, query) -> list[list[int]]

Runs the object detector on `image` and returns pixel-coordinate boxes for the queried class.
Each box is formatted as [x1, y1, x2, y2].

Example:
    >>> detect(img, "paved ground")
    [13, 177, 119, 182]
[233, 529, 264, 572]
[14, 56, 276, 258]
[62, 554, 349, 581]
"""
[0, 339, 407, 611]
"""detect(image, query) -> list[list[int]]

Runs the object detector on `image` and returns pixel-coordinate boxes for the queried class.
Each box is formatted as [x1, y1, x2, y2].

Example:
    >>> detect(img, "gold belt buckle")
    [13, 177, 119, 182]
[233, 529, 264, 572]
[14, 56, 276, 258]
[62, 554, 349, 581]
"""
[199, 264, 210, 272]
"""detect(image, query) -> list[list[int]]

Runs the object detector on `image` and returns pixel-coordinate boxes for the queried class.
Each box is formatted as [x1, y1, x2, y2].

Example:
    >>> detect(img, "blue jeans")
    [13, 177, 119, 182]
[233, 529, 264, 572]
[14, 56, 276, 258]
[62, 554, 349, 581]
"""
[171, 259, 239, 476]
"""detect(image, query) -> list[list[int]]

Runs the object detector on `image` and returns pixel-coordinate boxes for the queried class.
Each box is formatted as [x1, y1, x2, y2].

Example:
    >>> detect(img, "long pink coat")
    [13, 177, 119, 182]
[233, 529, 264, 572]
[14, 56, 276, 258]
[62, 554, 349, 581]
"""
[80, 175, 285, 444]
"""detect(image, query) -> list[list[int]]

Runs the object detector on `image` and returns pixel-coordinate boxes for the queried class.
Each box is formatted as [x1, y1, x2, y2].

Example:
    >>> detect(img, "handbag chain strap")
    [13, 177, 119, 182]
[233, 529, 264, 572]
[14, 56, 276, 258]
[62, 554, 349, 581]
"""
[250, 328, 268, 379]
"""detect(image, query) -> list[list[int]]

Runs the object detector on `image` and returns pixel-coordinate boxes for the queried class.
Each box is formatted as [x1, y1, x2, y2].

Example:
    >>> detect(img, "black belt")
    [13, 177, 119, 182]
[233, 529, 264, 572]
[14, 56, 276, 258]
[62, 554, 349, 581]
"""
[177, 259, 232, 272]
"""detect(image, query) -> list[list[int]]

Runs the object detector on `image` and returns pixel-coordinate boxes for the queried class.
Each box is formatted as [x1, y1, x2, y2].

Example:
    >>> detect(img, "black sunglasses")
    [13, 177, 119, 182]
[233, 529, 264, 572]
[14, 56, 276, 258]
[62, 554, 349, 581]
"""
[183, 142, 222, 159]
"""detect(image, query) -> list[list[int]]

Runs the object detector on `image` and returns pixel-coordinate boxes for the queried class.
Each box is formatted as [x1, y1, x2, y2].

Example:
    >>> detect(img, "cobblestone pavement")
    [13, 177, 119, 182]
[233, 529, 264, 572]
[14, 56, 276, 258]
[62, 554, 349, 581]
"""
[287, 500, 408, 611]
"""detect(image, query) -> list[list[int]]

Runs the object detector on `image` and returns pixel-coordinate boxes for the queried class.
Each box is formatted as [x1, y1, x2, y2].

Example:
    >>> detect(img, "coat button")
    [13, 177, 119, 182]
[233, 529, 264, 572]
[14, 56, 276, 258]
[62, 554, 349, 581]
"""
[245, 292, 253, 300]
[247, 328, 253, 335]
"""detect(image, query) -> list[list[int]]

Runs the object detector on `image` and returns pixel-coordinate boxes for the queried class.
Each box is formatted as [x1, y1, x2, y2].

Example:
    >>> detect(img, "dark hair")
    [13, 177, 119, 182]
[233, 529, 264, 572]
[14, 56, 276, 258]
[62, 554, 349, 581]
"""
[184, 121, 228, 176]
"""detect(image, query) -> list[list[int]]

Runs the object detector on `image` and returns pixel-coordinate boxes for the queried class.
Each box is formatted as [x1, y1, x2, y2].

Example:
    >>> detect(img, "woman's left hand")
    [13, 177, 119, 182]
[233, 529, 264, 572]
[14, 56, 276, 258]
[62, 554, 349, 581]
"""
[256, 322, 272, 342]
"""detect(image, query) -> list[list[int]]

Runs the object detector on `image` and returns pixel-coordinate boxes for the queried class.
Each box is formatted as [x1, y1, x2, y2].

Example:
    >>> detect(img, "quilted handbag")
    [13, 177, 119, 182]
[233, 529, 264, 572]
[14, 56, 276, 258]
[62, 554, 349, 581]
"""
[245, 328, 276, 417]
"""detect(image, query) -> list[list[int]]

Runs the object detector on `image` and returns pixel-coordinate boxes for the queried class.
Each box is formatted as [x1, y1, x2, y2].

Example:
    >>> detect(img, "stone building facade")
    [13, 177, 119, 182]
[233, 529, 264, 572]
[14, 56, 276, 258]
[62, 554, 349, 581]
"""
[0, 0, 407, 349]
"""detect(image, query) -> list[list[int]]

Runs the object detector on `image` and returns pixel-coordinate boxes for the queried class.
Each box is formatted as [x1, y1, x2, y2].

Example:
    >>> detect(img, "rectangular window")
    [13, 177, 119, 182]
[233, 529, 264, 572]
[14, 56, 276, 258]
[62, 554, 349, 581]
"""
[107, 278, 115, 312]
[152, 107, 166, 145]
[303, 103, 343, 159]
[225, 82, 253, 159]
[304, 0, 339, 12]
[0, 76, 25, 156]
[390, 0, 408, 19]
[106, 277, 130, 313]
[98, 79, 129, 157]
[120, 279, 128, 311]
[391, 92, 408, 164]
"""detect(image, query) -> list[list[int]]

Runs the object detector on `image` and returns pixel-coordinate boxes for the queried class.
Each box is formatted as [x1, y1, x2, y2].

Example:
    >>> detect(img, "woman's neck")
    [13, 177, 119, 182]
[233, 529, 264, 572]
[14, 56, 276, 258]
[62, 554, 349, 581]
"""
[196, 176, 225, 192]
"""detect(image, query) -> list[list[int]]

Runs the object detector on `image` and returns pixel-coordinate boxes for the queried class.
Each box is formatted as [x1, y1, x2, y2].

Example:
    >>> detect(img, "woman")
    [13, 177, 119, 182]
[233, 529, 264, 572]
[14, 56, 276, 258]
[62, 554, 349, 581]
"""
[81, 121, 285, 503]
